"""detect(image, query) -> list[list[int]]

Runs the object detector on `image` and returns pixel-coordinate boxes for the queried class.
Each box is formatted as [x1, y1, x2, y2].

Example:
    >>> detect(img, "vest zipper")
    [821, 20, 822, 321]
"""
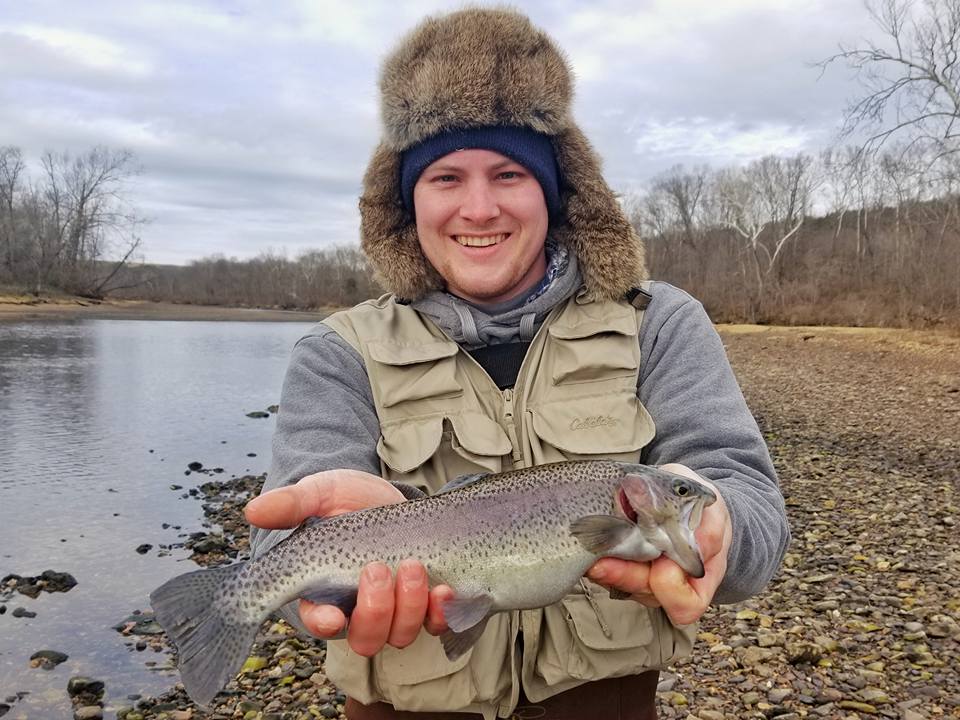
[501, 388, 523, 467]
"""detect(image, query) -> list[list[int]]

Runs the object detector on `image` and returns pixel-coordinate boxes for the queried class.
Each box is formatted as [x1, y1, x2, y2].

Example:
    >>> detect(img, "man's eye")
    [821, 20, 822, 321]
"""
[498, 171, 520, 180]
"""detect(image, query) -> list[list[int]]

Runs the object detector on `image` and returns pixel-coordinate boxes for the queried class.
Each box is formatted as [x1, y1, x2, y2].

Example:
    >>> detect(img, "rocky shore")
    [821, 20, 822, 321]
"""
[83, 325, 959, 720]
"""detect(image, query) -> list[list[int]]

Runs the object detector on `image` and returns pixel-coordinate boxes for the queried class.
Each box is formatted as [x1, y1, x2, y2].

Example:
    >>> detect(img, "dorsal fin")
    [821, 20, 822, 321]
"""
[436, 472, 491, 494]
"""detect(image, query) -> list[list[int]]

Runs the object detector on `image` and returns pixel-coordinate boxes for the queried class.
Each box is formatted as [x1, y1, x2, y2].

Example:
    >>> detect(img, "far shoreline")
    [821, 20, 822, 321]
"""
[0, 297, 333, 323]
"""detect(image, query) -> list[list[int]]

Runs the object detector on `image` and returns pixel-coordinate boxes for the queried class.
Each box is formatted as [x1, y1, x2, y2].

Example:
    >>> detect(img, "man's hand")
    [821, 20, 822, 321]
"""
[244, 469, 451, 656]
[586, 463, 732, 626]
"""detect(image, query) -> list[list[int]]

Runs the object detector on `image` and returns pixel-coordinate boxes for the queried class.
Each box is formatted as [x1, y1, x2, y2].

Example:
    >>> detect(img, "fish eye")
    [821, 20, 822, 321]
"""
[674, 481, 689, 497]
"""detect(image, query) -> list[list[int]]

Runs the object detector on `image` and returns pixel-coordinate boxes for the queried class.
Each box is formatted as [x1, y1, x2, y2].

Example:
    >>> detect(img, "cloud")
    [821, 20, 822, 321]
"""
[632, 117, 811, 163]
[0, 23, 153, 77]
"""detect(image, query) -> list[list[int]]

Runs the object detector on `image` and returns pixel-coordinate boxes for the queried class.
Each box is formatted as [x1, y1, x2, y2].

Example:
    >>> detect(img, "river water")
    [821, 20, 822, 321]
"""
[0, 318, 317, 718]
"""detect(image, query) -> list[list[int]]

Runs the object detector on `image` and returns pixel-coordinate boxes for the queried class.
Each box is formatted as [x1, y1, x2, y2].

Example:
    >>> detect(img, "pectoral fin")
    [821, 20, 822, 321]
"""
[570, 515, 637, 554]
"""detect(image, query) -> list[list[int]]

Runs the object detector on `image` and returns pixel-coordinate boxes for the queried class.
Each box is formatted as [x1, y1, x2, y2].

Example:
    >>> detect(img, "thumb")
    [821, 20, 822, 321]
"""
[245, 469, 403, 529]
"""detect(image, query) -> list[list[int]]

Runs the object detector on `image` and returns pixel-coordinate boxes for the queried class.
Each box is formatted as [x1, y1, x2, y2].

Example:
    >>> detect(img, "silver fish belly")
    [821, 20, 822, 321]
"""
[150, 459, 715, 707]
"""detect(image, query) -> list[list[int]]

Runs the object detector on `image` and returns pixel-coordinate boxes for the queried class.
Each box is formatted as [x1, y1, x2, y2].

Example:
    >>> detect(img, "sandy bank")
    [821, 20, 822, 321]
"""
[0, 297, 332, 322]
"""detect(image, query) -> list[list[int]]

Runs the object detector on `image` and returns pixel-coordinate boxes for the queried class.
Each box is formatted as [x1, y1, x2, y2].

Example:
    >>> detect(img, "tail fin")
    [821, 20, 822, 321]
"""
[150, 562, 260, 708]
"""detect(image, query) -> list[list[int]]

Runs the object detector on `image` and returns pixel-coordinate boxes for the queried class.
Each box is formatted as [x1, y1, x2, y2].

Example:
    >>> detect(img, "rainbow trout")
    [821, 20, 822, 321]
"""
[150, 460, 715, 706]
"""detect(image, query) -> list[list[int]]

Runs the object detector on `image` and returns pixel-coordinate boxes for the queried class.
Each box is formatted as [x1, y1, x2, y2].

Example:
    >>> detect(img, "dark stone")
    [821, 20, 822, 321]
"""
[0, 570, 77, 598]
[33, 571, 77, 594]
[247, 452, 257, 457]
[30, 650, 68, 668]
[135, 544, 152, 555]
[0, 704, 9, 717]
[12, 607, 36, 618]
[187, 461, 203, 471]
[113, 612, 163, 635]
[169, 484, 182, 491]
[67, 677, 104, 697]
[190, 535, 227, 554]
[245, 411, 270, 418]
[267, 405, 279, 413]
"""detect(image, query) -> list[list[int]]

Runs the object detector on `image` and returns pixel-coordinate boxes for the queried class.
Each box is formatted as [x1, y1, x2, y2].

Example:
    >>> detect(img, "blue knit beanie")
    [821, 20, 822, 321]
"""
[400, 126, 561, 216]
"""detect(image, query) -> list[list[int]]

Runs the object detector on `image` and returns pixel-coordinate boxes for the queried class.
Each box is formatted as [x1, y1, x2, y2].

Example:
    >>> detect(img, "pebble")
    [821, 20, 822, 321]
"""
[67, 677, 104, 697]
[768, 688, 792, 703]
[73, 707, 103, 720]
[29, 650, 68, 668]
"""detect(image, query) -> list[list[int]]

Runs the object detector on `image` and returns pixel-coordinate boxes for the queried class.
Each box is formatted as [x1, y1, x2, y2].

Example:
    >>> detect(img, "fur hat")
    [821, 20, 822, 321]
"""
[359, 6, 646, 301]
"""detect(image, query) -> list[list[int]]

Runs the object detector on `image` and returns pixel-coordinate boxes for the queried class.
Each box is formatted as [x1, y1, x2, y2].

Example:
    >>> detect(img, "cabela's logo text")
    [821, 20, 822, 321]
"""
[569, 416, 619, 431]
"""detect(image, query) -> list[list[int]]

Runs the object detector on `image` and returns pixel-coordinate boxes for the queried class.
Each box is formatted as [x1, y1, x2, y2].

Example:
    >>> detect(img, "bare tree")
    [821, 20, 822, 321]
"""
[36, 147, 144, 295]
[0, 147, 26, 279]
[716, 155, 816, 300]
[821, 0, 960, 161]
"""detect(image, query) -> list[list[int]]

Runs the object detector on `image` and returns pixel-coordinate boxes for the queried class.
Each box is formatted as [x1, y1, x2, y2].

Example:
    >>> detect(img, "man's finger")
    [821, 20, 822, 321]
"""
[587, 557, 652, 596]
[245, 484, 308, 529]
[299, 599, 347, 638]
[387, 560, 429, 648]
[425, 585, 454, 636]
[347, 563, 395, 657]
[648, 556, 705, 626]
[245, 469, 405, 529]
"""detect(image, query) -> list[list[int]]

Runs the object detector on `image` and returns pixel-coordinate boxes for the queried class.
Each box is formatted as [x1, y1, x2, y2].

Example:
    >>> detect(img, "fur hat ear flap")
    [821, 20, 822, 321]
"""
[359, 143, 445, 299]
[551, 126, 646, 301]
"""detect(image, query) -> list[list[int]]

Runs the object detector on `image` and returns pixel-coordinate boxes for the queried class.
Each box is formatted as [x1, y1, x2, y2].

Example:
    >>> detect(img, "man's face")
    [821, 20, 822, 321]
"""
[413, 148, 549, 305]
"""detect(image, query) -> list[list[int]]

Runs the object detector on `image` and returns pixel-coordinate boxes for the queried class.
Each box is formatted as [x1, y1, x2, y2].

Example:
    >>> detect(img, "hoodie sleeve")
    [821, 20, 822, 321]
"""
[637, 283, 790, 604]
[247, 323, 382, 635]
[248, 323, 381, 559]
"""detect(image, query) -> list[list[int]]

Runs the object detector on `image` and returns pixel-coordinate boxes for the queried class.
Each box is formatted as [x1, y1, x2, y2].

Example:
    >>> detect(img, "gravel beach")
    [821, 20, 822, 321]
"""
[110, 325, 960, 720]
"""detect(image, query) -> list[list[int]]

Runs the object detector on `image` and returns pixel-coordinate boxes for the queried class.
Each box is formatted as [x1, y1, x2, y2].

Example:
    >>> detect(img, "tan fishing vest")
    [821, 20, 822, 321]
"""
[322, 290, 696, 720]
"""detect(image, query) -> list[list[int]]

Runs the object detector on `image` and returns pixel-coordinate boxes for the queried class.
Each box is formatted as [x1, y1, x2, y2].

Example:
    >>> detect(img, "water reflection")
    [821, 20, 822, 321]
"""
[0, 319, 314, 718]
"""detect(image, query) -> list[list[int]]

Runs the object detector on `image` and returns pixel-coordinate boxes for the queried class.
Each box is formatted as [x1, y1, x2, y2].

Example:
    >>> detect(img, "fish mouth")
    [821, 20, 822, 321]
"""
[617, 489, 638, 522]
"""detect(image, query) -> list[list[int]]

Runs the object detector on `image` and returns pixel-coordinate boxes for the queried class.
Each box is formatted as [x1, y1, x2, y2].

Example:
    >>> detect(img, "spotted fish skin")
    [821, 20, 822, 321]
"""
[150, 459, 715, 707]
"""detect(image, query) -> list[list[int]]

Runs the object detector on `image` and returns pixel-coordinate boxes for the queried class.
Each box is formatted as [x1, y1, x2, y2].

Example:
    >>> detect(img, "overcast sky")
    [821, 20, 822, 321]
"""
[0, 0, 883, 265]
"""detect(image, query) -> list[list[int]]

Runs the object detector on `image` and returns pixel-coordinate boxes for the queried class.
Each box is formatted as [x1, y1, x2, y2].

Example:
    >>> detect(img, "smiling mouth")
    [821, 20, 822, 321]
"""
[453, 233, 508, 247]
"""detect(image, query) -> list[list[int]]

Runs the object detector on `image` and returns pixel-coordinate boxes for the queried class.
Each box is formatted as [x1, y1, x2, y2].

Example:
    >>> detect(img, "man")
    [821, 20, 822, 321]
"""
[246, 8, 789, 720]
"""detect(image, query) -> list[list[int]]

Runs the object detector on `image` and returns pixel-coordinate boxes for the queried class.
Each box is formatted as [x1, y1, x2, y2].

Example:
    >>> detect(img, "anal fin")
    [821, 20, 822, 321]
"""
[441, 616, 490, 661]
[300, 585, 358, 616]
[442, 593, 493, 633]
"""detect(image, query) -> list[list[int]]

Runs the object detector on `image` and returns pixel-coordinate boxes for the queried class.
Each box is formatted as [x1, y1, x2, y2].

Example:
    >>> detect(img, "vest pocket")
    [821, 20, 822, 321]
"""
[529, 393, 655, 461]
[536, 592, 656, 684]
[372, 615, 512, 711]
[378, 412, 510, 493]
[368, 340, 462, 409]
[548, 332, 639, 385]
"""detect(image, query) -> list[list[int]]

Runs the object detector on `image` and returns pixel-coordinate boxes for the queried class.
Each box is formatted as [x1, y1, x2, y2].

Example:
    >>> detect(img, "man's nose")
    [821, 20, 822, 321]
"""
[458, 180, 501, 223]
